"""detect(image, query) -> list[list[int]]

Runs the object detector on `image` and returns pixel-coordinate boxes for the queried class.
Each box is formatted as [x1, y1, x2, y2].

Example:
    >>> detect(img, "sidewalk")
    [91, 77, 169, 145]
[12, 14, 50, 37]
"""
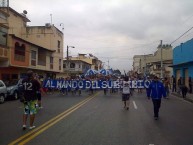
[171, 92, 193, 103]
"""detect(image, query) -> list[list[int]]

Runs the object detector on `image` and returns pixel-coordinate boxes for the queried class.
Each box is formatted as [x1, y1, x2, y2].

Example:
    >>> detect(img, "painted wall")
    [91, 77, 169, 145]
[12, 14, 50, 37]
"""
[173, 38, 193, 84]
[173, 38, 193, 65]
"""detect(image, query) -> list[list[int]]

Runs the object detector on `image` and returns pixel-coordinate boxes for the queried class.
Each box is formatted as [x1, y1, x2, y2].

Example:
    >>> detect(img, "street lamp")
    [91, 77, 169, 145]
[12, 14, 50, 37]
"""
[160, 40, 163, 79]
[66, 45, 75, 77]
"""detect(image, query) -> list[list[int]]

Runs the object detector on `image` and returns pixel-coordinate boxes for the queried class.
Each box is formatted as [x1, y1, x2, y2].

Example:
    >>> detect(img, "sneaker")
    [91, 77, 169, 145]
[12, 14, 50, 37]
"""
[29, 126, 36, 130]
[154, 117, 158, 120]
[126, 107, 129, 110]
[39, 106, 43, 109]
[22, 125, 26, 130]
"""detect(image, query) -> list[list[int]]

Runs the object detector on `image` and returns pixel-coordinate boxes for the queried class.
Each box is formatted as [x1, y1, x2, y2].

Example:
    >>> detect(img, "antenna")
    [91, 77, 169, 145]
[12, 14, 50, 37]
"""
[50, 14, 52, 25]
[23, 10, 27, 14]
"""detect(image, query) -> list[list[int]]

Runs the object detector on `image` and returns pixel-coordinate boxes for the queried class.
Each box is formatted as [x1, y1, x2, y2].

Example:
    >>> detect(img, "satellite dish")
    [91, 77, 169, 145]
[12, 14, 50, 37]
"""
[23, 10, 27, 14]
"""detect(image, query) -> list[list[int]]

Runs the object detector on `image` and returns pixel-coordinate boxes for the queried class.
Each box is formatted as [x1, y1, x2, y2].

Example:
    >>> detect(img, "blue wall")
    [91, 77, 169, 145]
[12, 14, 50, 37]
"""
[173, 38, 193, 65]
[173, 38, 193, 78]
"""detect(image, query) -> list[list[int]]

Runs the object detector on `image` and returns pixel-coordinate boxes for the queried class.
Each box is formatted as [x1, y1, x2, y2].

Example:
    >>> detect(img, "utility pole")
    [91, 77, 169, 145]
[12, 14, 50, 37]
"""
[66, 45, 69, 77]
[160, 40, 163, 78]
[107, 59, 109, 69]
[144, 54, 146, 77]
[66, 45, 75, 77]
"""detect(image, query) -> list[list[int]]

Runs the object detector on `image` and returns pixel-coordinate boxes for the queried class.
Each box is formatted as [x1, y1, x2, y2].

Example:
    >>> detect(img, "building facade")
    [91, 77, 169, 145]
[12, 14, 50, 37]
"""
[133, 44, 173, 78]
[0, 7, 64, 81]
[172, 39, 193, 89]
[70, 54, 103, 71]
[62, 59, 91, 78]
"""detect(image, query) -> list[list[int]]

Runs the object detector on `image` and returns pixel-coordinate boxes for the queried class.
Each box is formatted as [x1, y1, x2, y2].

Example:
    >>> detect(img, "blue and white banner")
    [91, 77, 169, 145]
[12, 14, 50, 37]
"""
[43, 80, 151, 89]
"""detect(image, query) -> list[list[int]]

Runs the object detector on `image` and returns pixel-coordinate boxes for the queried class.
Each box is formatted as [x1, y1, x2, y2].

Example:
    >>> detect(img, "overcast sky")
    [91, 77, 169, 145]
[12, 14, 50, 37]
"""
[9, 0, 193, 73]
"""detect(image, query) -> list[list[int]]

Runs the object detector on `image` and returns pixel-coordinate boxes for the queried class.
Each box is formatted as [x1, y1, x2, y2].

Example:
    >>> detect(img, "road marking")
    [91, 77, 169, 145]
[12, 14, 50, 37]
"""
[8, 92, 100, 145]
[133, 101, 138, 109]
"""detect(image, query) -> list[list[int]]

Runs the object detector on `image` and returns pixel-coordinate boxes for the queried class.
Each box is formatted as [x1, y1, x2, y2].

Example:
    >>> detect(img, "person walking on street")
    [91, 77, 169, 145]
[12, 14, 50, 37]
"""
[122, 76, 131, 110]
[171, 75, 176, 92]
[177, 77, 182, 94]
[145, 76, 151, 98]
[21, 70, 41, 130]
[34, 74, 45, 109]
[181, 85, 188, 98]
[189, 77, 192, 94]
[147, 76, 166, 120]
[164, 77, 171, 99]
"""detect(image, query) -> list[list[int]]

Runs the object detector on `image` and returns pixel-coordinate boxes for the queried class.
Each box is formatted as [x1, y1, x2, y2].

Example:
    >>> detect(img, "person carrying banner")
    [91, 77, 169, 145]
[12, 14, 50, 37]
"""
[122, 76, 131, 110]
[147, 76, 166, 120]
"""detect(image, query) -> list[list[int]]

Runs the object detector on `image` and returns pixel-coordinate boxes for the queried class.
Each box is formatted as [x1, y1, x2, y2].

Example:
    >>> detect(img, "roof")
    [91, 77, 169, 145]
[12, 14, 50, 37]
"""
[3, 7, 31, 22]
[169, 61, 193, 67]
[26, 25, 63, 35]
[63, 59, 92, 65]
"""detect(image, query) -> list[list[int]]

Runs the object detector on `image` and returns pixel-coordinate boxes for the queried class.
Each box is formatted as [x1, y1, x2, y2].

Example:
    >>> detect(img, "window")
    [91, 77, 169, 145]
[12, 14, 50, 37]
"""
[38, 49, 46, 66]
[70, 63, 75, 68]
[50, 57, 53, 63]
[59, 59, 62, 70]
[50, 57, 53, 69]
[63, 63, 66, 68]
[0, 13, 7, 20]
[0, 26, 8, 46]
[0, 81, 4, 87]
[31, 50, 36, 66]
[57, 40, 60, 48]
[57, 41, 61, 53]
[14, 42, 25, 61]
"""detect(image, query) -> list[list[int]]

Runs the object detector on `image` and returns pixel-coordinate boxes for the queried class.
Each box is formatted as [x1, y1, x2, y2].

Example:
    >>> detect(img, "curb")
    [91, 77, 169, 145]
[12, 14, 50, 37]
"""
[171, 92, 193, 103]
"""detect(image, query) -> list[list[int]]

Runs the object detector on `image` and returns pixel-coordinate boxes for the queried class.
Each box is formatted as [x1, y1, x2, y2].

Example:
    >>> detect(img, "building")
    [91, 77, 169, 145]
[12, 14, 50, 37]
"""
[133, 44, 173, 78]
[70, 54, 103, 71]
[0, 7, 64, 81]
[172, 39, 193, 89]
[62, 59, 91, 78]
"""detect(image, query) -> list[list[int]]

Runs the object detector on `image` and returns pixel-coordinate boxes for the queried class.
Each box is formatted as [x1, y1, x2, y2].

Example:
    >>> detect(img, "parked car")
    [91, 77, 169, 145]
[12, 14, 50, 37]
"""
[6, 79, 23, 100]
[0, 80, 7, 103]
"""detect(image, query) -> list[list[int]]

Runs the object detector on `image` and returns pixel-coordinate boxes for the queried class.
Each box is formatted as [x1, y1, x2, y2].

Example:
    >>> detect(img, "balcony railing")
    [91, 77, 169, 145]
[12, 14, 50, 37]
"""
[0, 46, 8, 59]
[14, 54, 25, 62]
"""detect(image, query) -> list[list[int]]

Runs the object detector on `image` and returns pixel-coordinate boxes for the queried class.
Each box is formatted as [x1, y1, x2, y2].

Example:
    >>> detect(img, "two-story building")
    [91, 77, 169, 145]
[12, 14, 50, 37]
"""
[62, 59, 91, 78]
[0, 7, 64, 81]
[70, 54, 102, 71]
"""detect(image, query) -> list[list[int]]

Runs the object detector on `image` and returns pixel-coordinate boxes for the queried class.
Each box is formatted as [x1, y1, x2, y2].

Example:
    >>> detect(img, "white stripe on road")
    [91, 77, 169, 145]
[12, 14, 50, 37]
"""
[132, 101, 137, 109]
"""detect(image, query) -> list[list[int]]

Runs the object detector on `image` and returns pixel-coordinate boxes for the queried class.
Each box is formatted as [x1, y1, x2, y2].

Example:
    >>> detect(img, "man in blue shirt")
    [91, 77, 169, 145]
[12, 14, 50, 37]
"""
[147, 76, 166, 120]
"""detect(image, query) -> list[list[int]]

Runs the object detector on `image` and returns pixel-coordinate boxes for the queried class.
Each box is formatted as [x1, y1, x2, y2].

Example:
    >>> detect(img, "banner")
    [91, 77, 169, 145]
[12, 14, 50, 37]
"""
[43, 80, 151, 89]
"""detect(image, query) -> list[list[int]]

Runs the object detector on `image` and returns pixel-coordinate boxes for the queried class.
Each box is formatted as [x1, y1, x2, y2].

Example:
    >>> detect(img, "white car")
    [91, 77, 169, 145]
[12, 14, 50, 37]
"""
[0, 80, 7, 103]
[6, 79, 23, 100]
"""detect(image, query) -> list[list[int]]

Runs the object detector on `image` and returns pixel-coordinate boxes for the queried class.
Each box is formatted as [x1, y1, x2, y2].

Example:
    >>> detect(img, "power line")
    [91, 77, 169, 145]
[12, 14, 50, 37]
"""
[170, 26, 193, 45]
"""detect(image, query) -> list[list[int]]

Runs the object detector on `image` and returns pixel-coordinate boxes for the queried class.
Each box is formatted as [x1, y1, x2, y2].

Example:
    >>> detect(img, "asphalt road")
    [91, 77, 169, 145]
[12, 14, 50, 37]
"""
[1, 89, 193, 145]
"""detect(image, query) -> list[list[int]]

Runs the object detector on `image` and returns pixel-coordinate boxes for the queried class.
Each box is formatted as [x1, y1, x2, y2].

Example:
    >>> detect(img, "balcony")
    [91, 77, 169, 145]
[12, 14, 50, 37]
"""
[0, 46, 9, 60]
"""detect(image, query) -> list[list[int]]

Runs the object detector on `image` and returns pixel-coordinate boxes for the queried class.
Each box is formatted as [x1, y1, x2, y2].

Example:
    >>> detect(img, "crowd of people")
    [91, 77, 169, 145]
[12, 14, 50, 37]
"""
[18, 70, 192, 130]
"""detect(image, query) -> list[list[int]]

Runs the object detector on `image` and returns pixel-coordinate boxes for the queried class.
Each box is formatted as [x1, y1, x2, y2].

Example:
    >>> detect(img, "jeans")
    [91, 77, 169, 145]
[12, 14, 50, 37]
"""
[152, 99, 161, 117]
